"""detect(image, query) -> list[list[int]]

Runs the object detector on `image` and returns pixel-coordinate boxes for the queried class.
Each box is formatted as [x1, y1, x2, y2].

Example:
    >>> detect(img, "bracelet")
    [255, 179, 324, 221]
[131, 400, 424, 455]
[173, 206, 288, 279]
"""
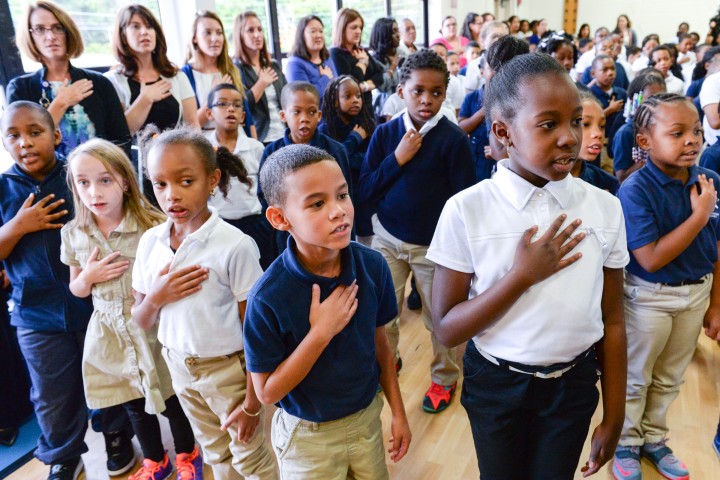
[241, 404, 261, 417]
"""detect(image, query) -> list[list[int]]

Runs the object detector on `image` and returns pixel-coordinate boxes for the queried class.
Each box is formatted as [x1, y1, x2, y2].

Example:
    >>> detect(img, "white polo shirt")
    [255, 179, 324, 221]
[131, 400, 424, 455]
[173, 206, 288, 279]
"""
[206, 129, 264, 219]
[132, 209, 262, 357]
[700, 72, 720, 145]
[427, 161, 629, 365]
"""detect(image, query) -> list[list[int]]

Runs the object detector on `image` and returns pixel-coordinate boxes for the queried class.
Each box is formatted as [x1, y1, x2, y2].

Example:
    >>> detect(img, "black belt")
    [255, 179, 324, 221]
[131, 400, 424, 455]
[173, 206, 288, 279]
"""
[662, 278, 706, 287]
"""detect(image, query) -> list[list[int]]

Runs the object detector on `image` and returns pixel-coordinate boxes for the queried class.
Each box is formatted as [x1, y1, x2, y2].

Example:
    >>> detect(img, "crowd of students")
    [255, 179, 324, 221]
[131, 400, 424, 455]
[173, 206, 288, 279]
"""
[3, 1, 720, 480]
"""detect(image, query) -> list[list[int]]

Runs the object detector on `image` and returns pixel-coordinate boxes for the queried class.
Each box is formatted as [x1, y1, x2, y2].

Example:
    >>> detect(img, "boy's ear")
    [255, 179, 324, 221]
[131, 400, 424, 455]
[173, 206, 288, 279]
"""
[54, 128, 62, 147]
[397, 83, 405, 99]
[266, 205, 291, 231]
[590, 68, 597, 78]
[205, 105, 215, 122]
[316, 110, 322, 122]
[279, 110, 286, 123]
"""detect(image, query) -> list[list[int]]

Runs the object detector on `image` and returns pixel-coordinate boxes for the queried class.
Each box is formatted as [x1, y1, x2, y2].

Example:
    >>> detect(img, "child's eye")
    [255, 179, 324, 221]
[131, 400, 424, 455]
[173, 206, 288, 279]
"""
[31, 130, 42, 136]
[573, 118, 583, 127]
[6, 133, 18, 139]
[77, 180, 88, 187]
[181, 179, 193, 186]
[311, 200, 324, 208]
[338, 192, 350, 200]
[540, 121, 557, 129]
[101, 177, 112, 184]
[152, 181, 166, 188]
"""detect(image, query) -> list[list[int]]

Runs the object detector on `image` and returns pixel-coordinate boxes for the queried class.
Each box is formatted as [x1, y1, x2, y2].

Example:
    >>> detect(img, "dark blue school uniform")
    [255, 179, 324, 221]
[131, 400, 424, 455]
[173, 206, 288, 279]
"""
[259, 128, 353, 253]
[700, 137, 720, 174]
[577, 161, 620, 195]
[244, 239, 397, 422]
[358, 115, 476, 246]
[590, 84, 627, 156]
[618, 160, 720, 283]
[458, 87, 496, 181]
[581, 63, 629, 90]
[318, 120, 374, 236]
[612, 120, 636, 176]
[0, 159, 94, 464]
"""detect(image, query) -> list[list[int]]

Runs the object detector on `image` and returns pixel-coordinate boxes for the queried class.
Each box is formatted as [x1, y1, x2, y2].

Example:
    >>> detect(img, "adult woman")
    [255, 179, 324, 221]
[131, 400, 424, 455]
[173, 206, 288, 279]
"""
[181, 10, 256, 137]
[233, 11, 287, 144]
[613, 14, 638, 48]
[397, 18, 418, 57]
[433, 16, 469, 66]
[461, 13, 483, 44]
[330, 8, 384, 105]
[369, 17, 400, 117]
[577, 23, 591, 44]
[7, 1, 131, 156]
[286, 15, 335, 99]
[105, 4, 198, 134]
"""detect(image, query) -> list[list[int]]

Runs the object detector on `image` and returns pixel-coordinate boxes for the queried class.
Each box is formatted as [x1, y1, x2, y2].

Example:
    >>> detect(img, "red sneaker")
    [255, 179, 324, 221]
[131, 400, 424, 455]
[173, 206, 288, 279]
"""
[176, 446, 203, 480]
[128, 454, 173, 480]
[422, 382, 457, 413]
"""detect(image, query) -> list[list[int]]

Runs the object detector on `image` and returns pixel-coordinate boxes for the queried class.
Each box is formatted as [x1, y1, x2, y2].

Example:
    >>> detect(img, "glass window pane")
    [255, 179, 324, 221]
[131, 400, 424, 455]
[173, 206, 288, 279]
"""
[342, 0, 386, 46]
[9, 0, 160, 71]
[274, 0, 334, 54]
[215, 0, 269, 54]
[391, 0, 425, 47]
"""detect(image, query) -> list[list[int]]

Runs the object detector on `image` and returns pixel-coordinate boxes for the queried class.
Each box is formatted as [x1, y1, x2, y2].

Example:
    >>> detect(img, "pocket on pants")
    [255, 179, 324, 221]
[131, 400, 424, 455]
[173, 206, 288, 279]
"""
[271, 409, 301, 460]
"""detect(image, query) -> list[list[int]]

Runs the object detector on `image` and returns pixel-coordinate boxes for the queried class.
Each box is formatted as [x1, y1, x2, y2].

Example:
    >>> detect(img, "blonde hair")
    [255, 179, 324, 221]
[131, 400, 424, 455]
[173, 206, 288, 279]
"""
[332, 8, 363, 48]
[186, 11, 245, 96]
[16, 1, 84, 64]
[66, 139, 165, 232]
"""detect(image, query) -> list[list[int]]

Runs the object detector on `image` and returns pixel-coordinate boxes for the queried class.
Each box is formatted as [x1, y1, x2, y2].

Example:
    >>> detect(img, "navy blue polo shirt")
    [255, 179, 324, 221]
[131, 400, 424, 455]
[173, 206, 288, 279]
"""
[700, 138, 720, 174]
[612, 120, 635, 174]
[618, 160, 720, 283]
[458, 87, 495, 181]
[578, 161, 620, 195]
[590, 84, 627, 149]
[0, 159, 93, 332]
[244, 238, 397, 422]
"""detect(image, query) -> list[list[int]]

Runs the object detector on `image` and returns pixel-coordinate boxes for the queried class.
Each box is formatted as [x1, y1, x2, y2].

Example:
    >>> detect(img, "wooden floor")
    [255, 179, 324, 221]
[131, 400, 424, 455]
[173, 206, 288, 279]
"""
[9, 303, 720, 479]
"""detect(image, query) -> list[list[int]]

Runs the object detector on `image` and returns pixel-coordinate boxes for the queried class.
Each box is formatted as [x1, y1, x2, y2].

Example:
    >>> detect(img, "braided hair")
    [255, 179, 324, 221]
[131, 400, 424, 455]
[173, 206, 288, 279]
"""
[138, 124, 252, 198]
[321, 75, 376, 141]
[631, 92, 690, 163]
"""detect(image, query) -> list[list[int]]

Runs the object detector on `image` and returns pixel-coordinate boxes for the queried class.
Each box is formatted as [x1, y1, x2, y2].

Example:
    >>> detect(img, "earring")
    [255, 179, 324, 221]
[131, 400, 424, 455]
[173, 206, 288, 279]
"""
[210, 186, 217, 197]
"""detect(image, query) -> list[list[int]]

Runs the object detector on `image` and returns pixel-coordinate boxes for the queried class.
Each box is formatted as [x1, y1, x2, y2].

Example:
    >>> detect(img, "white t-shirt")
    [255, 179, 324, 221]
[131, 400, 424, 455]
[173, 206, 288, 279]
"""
[631, 55, 650, 72]
[263, 82, 285, 142]
[447, 75, 465, 110]
[665, 74, 685, 95]
[574, 49, 596, 80]
[463, 56, 483, 94]
[426, 161, 629, 364]
[132, 210, 262, 357]
[206, 129, 264, 219]
[191, 70, 220, 130]
[700, 72, 720, 145]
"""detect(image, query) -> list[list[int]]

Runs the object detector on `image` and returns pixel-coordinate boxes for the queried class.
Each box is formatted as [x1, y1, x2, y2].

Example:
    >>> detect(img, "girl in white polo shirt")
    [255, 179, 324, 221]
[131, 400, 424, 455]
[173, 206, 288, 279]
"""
[427, 53, 629, 479]
[132, 127, 278, 480]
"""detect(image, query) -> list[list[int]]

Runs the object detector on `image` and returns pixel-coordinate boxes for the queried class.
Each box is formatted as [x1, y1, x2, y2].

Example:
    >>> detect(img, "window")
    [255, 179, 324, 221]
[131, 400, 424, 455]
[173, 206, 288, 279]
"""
[391, 0, 425, 47]
[342, 0, 387, 46]
[8, 0, 160, 71]
[275, 0, 334, 53]
[215, 0, 269, 55]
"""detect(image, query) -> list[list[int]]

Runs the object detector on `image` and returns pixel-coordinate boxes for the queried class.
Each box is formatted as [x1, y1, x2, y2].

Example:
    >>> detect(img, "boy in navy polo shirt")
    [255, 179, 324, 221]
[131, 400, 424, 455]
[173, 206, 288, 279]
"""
[358, 50, 476, 413]
[589, 55, 627, 154]
[615, 93, 720, 480]
[700, 137, 720, 174]
[244, 144, 411, 479]
[0, 101, 133, 480]
[259, 81, 353, 256]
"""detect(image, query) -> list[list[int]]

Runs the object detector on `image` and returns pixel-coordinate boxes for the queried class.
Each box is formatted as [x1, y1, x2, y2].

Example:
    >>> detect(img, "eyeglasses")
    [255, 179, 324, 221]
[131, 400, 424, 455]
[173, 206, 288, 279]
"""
[211, 102, 244, 110]
[29, 24, 66, 37]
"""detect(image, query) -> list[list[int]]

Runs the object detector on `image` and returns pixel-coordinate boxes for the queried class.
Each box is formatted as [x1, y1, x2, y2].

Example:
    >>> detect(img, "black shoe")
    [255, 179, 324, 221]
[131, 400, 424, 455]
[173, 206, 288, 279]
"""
[104, 430, 136, 476]
[407, 287, 422, 310]
[48, 458, 83, 480]
[0, 427, 18, 446]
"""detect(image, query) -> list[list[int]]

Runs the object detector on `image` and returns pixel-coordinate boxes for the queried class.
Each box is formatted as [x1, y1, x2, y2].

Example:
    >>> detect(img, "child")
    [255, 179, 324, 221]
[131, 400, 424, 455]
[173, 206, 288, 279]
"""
[459, 35, 529, 181]
[61, 139, 202, 479]
[463, 21, 509, 94]
[358, 49, 476, 413]
[0, 101, 134, 480]
[614, 93, 719, 480]
[571, 91, 620, 194]
[612, 68, 667, 183]
[458, 41, 481, 76]
[537, 32, 578, 76]
[243, 143, 411, 478]
[132, 127, 278, 480]
[259, 81, 352, 254]
[588, 55, 627, 152]
[580, 37, 630, 90]
[205, 83, 274, 270]
[444, 51, 465, 115]
[319, 75, 376, 243]
[428, 53, 628, 478]
[649, 45, 685, 94]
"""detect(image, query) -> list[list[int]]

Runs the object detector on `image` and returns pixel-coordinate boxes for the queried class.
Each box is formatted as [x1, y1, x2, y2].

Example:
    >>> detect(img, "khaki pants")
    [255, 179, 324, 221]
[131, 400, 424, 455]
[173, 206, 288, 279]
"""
[163, 348, 278, 480]
[271, 395, 388, 480]
[371, 216, 459, 385]
[620, 273, 711, 446]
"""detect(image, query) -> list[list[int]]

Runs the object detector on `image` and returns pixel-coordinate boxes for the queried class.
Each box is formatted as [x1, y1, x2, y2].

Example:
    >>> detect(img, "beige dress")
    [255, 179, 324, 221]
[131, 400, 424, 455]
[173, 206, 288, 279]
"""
[60, 215, 174, 414]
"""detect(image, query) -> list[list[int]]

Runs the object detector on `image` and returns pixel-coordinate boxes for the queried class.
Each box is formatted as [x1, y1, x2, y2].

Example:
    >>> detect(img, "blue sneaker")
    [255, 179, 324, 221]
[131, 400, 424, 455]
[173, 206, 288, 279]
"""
[612, 445, 641, 480]
[714, 423, 720, 461]
[641, 440, 688, 480]
[176, 446, 203, 480]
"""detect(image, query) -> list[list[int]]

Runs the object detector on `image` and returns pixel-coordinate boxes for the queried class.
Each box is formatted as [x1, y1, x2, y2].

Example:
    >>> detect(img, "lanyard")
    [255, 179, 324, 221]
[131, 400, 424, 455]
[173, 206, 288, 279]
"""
[39, 80, 52, 109]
